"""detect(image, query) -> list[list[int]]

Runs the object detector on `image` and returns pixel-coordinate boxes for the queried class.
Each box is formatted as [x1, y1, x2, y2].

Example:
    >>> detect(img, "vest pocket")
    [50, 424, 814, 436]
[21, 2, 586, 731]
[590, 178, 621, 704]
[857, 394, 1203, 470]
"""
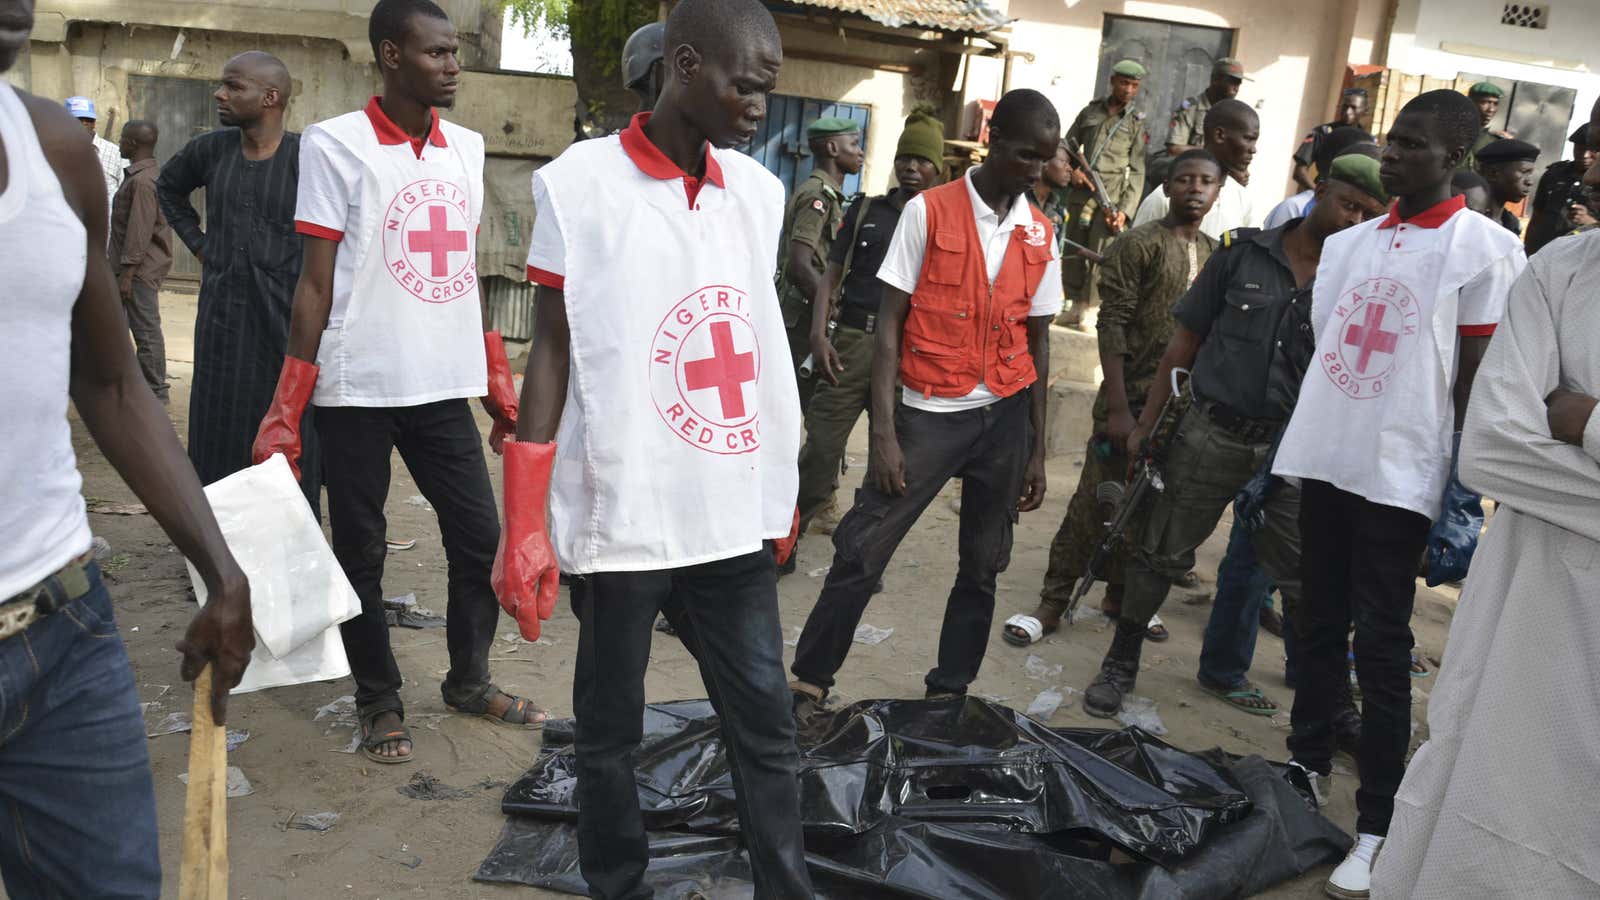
[1019, 240, 1052, 298]
[925, 230, 967, 286]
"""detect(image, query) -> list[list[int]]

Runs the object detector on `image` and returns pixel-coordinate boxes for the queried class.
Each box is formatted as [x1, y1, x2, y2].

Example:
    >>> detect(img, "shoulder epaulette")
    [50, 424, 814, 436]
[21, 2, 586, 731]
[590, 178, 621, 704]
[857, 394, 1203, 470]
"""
[1134, 110, 1147, 120]
[1179, 99, 1194, 110]
[1221, 227, 1261, 248]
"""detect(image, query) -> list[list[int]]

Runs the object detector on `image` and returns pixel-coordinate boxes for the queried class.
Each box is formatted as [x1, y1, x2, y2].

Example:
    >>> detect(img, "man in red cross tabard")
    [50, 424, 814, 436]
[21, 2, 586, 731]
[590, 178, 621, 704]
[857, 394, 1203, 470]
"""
[252, 0, 544, 766]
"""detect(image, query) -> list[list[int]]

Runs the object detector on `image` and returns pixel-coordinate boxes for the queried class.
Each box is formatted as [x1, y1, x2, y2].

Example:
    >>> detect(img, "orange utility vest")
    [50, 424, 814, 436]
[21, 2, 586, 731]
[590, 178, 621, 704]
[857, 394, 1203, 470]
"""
[900, 179, 1054, 399]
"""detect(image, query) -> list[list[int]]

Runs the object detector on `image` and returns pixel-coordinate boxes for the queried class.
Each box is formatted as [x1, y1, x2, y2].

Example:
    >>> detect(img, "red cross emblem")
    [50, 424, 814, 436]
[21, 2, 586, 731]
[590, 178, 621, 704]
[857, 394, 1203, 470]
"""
[407, 205, 469, 277]
[650, 286, 764, 455]
[683, 320, 757, 419]
[382, 178, 477, 304]
[1342, 303, 1399, 374]
[1320, 277, 1419, 399]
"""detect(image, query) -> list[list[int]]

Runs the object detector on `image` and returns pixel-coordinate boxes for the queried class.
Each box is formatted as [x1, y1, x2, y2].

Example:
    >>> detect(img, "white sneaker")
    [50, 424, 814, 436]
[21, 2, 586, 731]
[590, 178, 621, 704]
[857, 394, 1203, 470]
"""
[1326, 834, 1382, 899]
[1288, 760, 1331, 807]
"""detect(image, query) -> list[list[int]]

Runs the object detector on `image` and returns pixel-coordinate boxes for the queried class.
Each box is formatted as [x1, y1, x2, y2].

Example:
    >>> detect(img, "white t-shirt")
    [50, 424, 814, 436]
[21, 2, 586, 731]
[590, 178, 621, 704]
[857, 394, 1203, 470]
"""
[526, 115, 801, 574]
[876, 168, 1064, 413]
[1264, 190, 1313, 229]
[294, 98, 487, 407]
[1273, 196, 1526, 520]
[1133, 172, 1256, 239]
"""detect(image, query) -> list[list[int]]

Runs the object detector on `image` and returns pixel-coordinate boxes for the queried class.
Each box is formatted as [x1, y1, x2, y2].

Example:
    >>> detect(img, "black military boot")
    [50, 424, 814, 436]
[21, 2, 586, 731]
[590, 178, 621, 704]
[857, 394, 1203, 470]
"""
[1084, 618, 1147, 718]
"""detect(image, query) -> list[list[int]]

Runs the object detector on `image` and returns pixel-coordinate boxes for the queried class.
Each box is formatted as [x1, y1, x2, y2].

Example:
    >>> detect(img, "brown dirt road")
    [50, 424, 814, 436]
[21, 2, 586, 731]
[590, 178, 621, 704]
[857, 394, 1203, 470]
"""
[56, 289, 1458, 899]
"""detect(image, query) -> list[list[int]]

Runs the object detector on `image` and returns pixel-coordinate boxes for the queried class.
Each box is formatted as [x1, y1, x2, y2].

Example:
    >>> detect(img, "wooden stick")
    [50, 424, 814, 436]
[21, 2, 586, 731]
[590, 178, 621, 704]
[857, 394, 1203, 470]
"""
[178, 665, 228, 899]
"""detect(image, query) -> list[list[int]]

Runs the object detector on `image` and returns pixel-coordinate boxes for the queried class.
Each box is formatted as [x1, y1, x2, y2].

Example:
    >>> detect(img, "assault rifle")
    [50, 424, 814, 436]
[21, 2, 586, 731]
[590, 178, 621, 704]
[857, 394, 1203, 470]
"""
[1063, 143, 1125, 236]
[1065, 367, 1191, 623]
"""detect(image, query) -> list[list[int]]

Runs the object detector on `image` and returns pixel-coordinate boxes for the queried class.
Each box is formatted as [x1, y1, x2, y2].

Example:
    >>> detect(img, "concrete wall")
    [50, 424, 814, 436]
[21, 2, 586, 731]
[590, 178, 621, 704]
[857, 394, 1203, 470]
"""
[774, 20, 946, 195]
[1386, 0, 1600, 153]
[960, 0, 1373, 215]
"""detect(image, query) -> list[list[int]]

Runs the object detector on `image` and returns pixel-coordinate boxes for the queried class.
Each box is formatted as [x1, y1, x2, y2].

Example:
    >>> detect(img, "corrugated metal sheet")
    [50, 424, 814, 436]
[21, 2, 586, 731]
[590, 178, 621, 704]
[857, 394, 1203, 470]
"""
[783, 0, 1008, 34]
[484, 276, 537, 342]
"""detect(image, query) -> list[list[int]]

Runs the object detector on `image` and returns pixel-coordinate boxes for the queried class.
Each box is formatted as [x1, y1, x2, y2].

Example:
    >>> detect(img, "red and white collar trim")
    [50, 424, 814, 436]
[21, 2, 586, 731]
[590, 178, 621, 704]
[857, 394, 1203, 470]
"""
[364, 96, 447, 157]
[1377, 193, 1465, 230]
[619, 112, 725, 189]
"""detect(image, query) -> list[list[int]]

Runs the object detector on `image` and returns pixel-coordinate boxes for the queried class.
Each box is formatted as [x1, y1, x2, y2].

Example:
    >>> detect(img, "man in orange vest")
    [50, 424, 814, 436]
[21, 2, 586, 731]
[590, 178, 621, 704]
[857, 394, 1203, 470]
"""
[789, 89, 1062, 706]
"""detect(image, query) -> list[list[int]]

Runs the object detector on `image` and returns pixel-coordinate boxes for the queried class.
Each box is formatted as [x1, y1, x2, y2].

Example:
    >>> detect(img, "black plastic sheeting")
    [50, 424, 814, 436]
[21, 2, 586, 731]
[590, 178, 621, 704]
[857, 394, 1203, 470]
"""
[475, 697, 1350, 899]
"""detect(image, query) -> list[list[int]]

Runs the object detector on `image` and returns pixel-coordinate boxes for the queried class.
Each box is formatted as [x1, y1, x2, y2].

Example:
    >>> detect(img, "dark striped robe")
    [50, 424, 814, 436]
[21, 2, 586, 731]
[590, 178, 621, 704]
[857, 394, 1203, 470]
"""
[157, 129, 320, 513]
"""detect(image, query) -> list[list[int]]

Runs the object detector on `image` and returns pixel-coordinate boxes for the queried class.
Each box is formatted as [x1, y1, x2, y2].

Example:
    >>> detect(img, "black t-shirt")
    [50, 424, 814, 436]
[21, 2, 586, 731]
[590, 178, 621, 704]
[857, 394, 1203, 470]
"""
[1173, 221, 1314, 420]
[827, 189, 909, 313]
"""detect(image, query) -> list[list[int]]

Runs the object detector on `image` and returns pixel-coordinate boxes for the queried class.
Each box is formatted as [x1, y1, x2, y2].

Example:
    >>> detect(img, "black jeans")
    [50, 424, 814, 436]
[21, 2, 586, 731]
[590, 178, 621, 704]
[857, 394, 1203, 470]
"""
[1287, 479, 1429, 835]
[317, 399, 501, 716]
[570, 550, 813, 900]
[793, 392, 1031, 695]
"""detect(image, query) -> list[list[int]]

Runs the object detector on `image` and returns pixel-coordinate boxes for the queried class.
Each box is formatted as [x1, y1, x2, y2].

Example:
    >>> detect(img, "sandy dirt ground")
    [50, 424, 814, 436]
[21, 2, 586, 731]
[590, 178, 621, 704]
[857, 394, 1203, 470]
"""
[55, 288, 1460, 899]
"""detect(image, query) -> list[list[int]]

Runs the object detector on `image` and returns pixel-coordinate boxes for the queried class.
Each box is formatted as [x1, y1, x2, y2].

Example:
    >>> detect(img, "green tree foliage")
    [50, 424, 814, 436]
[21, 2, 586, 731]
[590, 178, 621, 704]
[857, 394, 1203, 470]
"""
[503, 0, 657, 79]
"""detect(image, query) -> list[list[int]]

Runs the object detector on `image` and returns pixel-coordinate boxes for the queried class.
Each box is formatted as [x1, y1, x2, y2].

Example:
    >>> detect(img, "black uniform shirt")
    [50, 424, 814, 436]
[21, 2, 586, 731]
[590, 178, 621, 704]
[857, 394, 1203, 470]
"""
[1173, 221, 1315, 420]
[828, 190, 908, 314]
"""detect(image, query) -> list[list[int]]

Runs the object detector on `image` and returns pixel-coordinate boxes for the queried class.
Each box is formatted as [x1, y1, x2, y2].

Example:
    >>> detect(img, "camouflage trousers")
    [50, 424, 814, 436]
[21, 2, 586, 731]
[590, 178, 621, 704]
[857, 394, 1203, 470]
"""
[1038, 423, 1129, 613]
[1061, 201, 1119, 310]
[796, 324, 874, 533]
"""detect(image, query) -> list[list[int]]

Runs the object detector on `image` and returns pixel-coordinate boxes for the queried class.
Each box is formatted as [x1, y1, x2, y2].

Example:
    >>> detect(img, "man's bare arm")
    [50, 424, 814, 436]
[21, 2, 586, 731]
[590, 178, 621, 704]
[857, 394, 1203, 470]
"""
[868, 286, 909, 494]
[284, 237, 339, 363]
[517, 285, 571, 443]
[1019, 316, 1050, 511]
[28, 92, 252, 722]
[1454, 335, 1492, 431]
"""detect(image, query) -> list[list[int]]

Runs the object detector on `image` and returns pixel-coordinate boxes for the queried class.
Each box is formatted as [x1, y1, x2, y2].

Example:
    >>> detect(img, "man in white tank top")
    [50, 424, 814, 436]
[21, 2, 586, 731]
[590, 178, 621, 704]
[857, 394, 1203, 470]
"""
[251, 0, 534, 766]
[0, 10, 254, 897]
[496, 0, 815, 895]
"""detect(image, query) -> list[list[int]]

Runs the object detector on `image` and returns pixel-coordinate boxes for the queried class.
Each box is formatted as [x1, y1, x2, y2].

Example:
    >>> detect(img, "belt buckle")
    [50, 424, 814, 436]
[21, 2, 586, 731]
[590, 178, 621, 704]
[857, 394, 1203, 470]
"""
[0, 599, 39, 642]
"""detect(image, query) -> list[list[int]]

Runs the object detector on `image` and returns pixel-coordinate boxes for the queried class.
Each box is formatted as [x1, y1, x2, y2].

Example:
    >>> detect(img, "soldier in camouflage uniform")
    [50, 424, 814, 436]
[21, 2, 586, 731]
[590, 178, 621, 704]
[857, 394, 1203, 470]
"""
[1059, 59, 1150, 329]
[1002, 150, 1222, 648]
[777, 117, 864, 411]
[1166, 58, 1246, 156]
[1291, 88, 1367, 192]
[1460, 81, 1511, 172]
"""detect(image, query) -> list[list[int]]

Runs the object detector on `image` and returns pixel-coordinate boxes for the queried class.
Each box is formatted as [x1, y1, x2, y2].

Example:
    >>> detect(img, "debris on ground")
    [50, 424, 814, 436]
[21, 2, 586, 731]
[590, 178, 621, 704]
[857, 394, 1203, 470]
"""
[783, 626, 801, 647]
[147, 712, 191, 737]
[84, 499, 148, 516]
[807, 566, 831, 578]
[396, 771, 472, 801]
[90, 536, 113, 559]
[1115, 695, 1168, 736]
[179, 766, 254, 798]
[404, 495, 431, 508]
[380, 849, 423, 869]
[1023, 654, 1062, 682]
[1025, 687, 1065, 720]
[383, 593, 446, 629]
[226, 730, 250, 751]
[286, 811, 340, 832]
[385, 539, 417, 552]
[1070, 604, 1110, 626]
[314, 695, 357, 723]
[852, 624, 893, 645]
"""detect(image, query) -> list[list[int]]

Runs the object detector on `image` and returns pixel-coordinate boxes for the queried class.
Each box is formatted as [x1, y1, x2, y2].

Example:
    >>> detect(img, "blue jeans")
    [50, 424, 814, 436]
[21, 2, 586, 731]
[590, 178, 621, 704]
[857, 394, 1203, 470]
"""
[0, 563, 160, 899]
[1198, 518, 1298, 688]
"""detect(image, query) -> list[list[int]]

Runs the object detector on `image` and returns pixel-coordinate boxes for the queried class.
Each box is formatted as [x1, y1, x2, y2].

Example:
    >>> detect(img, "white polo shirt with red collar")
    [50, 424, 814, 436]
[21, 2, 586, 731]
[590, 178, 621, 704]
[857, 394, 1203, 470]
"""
[525, 113, 800, 574]
[294, 96, 487, 407]
[1274, 194, 1525, 520]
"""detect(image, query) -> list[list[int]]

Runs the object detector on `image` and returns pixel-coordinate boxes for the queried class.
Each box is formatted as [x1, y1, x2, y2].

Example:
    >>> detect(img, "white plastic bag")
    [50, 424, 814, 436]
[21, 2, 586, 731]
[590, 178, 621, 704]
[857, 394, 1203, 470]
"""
[185, 454, 361, 694]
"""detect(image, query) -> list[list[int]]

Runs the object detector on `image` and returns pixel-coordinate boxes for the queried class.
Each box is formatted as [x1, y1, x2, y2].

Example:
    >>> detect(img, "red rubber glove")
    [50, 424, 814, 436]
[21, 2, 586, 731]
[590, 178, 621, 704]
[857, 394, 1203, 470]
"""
[492, 440, 560, 640]
[251, 356, 319, 481]
[481, 331, 519, 456]
[773, 506, 801, 567]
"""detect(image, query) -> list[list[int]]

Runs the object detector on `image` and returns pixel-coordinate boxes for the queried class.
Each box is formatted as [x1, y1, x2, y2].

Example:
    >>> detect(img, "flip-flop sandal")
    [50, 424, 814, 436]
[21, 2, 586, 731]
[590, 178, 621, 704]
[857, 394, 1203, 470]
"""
[447, 686, 549, 730]
[1198, 678, 1279, 716]
[1003, 612, 1059, 646]
[359, 711, 415, 765]
[1145, 614, 1170, 643]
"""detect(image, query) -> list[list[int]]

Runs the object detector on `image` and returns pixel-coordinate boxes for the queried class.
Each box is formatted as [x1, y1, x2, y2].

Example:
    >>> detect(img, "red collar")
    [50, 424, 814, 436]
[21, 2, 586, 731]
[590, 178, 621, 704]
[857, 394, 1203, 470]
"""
[364, 96, 447, 158]
[619, 112, 725, 189]
[1378, 194, 1465, 230]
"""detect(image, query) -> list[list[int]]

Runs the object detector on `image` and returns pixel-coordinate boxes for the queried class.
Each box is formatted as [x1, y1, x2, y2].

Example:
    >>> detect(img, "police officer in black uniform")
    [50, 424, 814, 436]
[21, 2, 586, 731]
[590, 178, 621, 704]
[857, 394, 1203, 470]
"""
[1525, 124, 1593, 254]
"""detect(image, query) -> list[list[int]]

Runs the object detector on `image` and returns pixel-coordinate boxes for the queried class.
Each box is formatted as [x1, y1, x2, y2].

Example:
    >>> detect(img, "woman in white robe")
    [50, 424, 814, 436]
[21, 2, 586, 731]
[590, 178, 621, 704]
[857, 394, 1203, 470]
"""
[1373, 229, 1600, 897]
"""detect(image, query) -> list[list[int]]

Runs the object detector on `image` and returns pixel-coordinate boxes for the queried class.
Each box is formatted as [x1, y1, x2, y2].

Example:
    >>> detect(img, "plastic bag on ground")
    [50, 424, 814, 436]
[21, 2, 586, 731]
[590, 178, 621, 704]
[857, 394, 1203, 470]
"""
[477, 697, 1349, 898]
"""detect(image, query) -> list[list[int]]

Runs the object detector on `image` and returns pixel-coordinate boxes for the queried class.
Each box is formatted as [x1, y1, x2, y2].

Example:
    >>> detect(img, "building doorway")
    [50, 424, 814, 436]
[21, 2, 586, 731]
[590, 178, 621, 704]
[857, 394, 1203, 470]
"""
[127, 74, 217, 280]
[741, 93, 870, 197]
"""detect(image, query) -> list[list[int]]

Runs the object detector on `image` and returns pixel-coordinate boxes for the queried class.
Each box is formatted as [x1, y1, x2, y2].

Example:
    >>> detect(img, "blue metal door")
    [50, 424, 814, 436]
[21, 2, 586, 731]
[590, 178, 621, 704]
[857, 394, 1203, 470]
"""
[741, 94, 870, 196]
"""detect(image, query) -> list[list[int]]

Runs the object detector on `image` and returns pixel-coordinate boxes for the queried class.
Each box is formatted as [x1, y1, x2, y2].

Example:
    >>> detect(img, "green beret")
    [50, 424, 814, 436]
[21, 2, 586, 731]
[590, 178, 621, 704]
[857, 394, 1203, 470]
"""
[1468, 81, 1503, 99]
[1111, 59, 1147, 80]
[1326, 153, 1388, 204]
[806, 117, 860, 140]
[1476, 138, 1539, 165]
[1212, 57, 1250, 81]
